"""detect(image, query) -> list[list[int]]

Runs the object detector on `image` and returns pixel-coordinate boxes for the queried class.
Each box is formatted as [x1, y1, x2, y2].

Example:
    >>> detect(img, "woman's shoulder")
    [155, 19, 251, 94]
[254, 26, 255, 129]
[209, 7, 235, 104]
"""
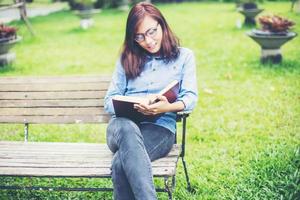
[178, 47, 194, 57]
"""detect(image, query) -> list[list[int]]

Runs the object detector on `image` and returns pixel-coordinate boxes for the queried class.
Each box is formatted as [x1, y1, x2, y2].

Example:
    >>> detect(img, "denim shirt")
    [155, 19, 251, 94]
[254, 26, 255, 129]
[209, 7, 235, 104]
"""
[104, 47, 198, 133]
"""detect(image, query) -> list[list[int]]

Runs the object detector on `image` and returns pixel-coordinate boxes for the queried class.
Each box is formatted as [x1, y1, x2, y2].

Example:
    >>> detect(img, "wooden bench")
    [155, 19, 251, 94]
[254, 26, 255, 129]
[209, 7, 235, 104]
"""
[0, 75, 192, 199]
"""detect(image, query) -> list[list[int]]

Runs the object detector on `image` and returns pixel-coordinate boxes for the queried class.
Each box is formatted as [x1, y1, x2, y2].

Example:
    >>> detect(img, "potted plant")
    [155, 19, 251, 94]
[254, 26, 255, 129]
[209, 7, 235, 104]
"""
[73, 0, 101, 29]
[237, 0, 264, 26]
[247, 15, 297, 64]
[0, 23, 22, 66]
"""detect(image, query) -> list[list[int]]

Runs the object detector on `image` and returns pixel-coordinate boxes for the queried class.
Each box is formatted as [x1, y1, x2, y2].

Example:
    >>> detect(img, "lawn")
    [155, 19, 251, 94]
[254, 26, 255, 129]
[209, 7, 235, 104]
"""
[0, 1, 299, 200]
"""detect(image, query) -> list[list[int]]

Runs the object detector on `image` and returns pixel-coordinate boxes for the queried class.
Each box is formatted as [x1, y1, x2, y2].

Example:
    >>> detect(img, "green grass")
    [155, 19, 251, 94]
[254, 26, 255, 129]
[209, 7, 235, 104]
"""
[1, 1, 300, 199]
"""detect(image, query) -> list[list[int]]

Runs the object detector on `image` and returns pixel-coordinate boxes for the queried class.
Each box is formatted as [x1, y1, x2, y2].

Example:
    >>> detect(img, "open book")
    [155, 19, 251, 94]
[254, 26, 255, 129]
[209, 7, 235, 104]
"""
[112, 80, 180, 122]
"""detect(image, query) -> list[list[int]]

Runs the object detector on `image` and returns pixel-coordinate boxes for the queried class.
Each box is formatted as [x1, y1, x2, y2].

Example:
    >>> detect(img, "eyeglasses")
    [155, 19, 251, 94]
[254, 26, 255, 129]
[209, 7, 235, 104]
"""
[134, 23, 159, 43]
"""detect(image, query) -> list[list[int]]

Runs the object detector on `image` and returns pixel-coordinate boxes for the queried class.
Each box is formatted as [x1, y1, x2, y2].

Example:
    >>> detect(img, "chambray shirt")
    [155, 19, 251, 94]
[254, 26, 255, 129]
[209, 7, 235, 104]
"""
[104, 47, 198, 133]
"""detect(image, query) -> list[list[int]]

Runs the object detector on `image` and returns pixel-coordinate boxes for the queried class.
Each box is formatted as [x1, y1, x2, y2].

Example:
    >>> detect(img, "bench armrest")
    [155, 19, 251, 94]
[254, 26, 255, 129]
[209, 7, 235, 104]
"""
[175, 110, 192, 158]
[177, 110, 192, 115]
[176, 110, 191, 122]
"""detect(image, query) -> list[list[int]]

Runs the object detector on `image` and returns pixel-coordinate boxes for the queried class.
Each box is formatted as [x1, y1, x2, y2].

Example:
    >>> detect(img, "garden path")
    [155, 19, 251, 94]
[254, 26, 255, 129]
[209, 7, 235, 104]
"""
[0, 2, 67, 23]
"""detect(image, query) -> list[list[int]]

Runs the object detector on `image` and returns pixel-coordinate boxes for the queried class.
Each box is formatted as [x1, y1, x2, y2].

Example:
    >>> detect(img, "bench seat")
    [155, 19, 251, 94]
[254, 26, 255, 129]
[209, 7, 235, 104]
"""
[0, 141, 181, 178]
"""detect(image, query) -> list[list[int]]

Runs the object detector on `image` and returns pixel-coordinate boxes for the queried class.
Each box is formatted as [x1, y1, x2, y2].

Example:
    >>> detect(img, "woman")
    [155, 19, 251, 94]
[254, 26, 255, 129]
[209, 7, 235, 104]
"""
[104, 2, 198, 200]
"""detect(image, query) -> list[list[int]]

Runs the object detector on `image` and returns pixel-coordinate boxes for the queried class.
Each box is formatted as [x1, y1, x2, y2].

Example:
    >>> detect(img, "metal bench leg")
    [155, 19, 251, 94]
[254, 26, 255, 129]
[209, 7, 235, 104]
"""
[181, 114, 194, 193]
[164, 177, 173, 200]
[24, 123, 29, 142]
[182, 156, 192, 192]
[171, 176, 176, 190]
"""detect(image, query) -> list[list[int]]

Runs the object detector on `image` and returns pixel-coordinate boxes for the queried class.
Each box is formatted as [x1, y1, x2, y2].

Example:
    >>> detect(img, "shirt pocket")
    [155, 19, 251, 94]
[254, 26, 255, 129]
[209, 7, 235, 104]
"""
[125, 75, 148, 96]
[166, 64, 182, 80]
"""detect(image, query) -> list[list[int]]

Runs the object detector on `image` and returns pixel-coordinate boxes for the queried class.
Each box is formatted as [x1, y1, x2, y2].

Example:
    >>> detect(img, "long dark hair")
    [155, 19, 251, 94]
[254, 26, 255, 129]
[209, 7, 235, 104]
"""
[121, 2, 180, 79]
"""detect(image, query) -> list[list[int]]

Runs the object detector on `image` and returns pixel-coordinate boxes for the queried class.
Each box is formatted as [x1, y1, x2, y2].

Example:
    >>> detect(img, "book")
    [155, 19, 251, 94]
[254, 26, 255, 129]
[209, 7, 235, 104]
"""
[112, 80, 180, 122]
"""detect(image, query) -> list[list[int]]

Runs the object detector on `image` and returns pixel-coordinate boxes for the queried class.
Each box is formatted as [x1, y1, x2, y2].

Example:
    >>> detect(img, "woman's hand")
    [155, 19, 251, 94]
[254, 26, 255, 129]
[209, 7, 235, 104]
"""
[134, 95, 171, 116]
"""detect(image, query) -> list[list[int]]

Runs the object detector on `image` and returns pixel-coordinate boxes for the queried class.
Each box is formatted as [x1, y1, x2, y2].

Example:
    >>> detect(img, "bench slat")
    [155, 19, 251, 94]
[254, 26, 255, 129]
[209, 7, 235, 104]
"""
[0, 141, 178, 148]
[0, 100, 104, 108]
[0, 141, 104, 148]
[0, 148, 180, 157]
[0, 162, 178, 168]
[0, 83, 110, 92]
[0, 142, 181, 177]
[0, 158, 178, 166]
[0, 75, 111, 84]
[0, 115, 110, 123]
[0, 152, 179, 159]
[0, 166, 176, 177]
[0, 108, 106, 116]
[0, 91, 106, 100]
[0, 142, 180, 157]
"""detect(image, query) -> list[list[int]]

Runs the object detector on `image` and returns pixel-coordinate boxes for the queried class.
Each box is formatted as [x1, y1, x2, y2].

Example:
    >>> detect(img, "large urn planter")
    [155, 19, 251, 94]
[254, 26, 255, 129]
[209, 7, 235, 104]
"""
[237, 3, 263, 26]
[0, 36, 22, 66]
[247, 30, 297, 63]
[74, 9, 101, 29]
[247, 15, 297, 64]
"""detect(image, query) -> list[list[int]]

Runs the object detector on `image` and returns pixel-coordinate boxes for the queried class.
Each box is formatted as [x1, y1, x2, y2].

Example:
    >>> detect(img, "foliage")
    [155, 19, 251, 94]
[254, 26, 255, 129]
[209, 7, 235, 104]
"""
[0, 23, 17, 41]
[233, 145, 300, 199]
[259, 15, 295, 33]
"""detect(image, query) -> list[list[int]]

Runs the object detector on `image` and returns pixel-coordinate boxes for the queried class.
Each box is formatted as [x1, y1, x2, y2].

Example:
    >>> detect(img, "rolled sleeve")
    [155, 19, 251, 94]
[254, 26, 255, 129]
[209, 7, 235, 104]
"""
[177, 50, 198, 111]
[104, 59, 127, 115]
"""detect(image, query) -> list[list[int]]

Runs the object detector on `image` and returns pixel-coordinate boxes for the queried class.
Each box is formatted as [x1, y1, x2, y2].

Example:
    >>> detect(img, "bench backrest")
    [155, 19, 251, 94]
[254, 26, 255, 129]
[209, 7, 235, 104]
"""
[0, 75, 111, 124]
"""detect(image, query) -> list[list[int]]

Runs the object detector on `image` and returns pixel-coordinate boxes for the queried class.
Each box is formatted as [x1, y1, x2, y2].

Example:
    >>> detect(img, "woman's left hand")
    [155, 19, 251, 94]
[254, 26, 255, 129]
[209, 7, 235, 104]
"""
[134, 95, 171, 115]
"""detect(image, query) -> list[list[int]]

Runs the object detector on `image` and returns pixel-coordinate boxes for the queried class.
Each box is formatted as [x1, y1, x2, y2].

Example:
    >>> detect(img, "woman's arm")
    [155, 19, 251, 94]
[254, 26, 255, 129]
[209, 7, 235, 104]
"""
[176, 49, 198, 111]
[104, 59, 127, 115]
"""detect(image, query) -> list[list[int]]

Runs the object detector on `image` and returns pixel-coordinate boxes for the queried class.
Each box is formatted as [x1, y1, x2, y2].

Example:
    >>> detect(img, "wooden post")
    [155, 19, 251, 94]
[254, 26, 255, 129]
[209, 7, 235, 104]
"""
[16, 0, 35, 36]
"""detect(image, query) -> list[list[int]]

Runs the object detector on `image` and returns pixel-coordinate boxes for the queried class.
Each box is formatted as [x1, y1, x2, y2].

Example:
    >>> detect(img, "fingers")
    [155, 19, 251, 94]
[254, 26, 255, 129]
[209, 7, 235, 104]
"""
[155, 95, 168, 102]
[147, 94, 158, 104]
[148, 98, 168, 109]
[134, 103, 149, 110]
[133, 95, 169, 115]
[134, 103, 157, 115]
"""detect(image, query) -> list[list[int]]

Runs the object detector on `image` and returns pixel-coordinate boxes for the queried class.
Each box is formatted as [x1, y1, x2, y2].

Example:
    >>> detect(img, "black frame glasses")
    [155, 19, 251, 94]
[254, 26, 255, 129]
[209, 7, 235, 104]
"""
[134, 23, 159, 43]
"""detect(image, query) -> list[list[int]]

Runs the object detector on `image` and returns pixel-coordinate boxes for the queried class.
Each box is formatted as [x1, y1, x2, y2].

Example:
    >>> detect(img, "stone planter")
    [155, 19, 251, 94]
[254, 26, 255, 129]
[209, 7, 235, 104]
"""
[74, 9, 101, 29]
[238, 8, 264, 26]
[0, 36, 22, 66]
[247, 30, 297, 63]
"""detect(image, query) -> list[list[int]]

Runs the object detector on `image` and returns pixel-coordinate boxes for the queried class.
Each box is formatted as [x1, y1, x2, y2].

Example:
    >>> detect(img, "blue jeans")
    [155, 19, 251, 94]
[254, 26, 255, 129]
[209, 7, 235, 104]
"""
[106, 117, 175, 200]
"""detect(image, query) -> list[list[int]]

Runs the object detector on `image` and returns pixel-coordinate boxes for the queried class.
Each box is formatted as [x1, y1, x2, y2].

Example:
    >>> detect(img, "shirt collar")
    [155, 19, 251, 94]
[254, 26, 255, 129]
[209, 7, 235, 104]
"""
[146, 54, 165, 60]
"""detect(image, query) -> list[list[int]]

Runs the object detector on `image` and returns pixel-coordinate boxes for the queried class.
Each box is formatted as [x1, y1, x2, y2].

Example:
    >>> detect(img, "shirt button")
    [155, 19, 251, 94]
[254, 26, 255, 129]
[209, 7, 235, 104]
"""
[153, 68, 156, 71]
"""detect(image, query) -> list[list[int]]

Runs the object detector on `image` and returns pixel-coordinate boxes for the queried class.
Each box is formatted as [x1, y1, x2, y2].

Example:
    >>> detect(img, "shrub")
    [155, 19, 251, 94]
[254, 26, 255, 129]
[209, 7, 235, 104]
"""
[259, 15, 295, 33]
[0, 23, 17, 42]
